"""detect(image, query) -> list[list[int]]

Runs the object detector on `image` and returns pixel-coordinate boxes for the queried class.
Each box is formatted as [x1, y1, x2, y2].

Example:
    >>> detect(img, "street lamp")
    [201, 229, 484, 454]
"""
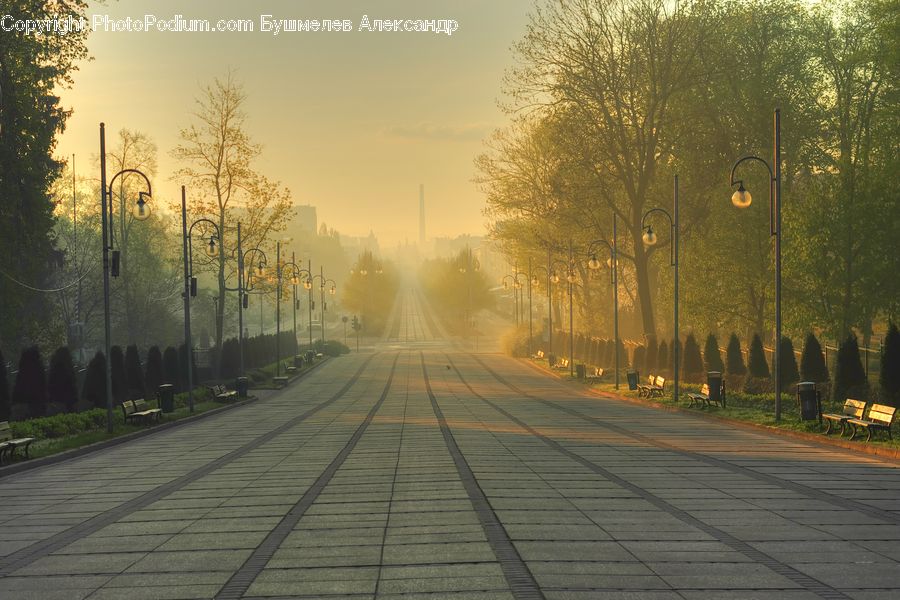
[278, 255, 308, 374]
[309, 270, 337, 344]
[729, 108, 783, 420]
[586, 213, 620, 388]
[180, 186, 220, 413]
[551, 253, 575, 378]
[99, 123, 153, 432]
[641, 175, 680, 404]
[236, 233, 268, 377]
[501, 272, 524, 327]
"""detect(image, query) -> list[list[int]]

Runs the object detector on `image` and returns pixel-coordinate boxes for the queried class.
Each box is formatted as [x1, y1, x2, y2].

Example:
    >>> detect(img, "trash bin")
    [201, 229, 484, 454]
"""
[797, 381, 821, 421]
[235, 377, 249, 398]
[707, 371, 724, 408]
[158, 384, 175, 413]
[548, 353, 556, 367]
[575, 364, 586, 379]
[627, 370, 639, 390]
[293, 355, 302, 368]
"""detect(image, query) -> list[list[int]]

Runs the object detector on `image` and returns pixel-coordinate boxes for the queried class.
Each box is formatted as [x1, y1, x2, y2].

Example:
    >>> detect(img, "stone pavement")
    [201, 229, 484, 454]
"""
[0, 290, 898, 599]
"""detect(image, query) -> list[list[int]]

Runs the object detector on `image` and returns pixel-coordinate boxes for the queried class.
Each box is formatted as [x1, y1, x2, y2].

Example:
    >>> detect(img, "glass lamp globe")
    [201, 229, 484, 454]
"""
[256, 262, 266, 277]
[732, 183, 752, 208]
[607, 257, 617, 269]
[502, 281, 508, 290]
[204, 236, 218, 258]
[290, 275, 300, 286]
[642, 227, 658, 246]
[329, 286, 336, 295]
[588, 255, 602, 270]
[360, 269, 368, 276]
[303, 279, 312, 290]
[133, 195, 152, 220]
[550, 273, 560, 284]
[566, 272, 577, 283]
[531, 276, 539, 286]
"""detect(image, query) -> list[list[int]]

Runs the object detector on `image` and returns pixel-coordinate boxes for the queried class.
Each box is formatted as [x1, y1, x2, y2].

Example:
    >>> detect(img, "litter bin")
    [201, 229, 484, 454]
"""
[627, 370, 639, 390]
[575, 364, 586, 379]
[797, 381, 821, 421]
[293, 355, 302, 368]
[707, 371, 724, 408]
[235, 377, 249, 398]
[158, 383, 175, 413]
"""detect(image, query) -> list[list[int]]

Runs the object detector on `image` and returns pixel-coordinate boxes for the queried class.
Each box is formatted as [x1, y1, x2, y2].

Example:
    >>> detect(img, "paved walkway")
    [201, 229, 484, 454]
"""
[1, 290, 899, 599]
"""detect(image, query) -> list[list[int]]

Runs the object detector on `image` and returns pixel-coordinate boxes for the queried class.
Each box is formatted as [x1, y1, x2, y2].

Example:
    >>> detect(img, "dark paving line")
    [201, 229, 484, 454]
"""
[414, 288, 442, 340]
[215, 352, 401, 600]
[420, 352, 545, 600]
[447, 354, 852, 600]
[0, 353, 379, 578]
[474, 354, 900, 526]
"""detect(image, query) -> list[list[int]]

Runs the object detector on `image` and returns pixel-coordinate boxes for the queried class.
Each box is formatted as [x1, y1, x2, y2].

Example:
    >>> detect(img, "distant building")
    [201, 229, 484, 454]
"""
[294, 205, 317, 235]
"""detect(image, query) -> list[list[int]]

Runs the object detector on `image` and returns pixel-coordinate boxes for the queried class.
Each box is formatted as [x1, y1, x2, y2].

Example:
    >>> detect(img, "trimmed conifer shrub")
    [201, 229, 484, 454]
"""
[881, 322, 900, 406]
[682, 334, 704, 382]
[670, 338, 682, 375]
[178, 343, 196, 391]
[726, 333, 747, 376]
[748, 334, 770, 378]
[616, 339, 629, 370]
[800, 333, 829, 383]
[632, 345, 645, 374]
[834, 334, 867, 401]
[145, 346, 164, 396]
[778, 337, 800, 385]
[645, 338, 658, 372]
[13, 346, 47, 419]
[110, 346, 127, 405]
[656, 341, 668, 375]
[124, 345, 144, 400]
[219, 338, 241, 380]
[0, 349, 10, 421]
[48, 346, 79, 413]
[82, 351, 107, 410]
[163, 346, 180, 392]
[704, 334, 725, 373]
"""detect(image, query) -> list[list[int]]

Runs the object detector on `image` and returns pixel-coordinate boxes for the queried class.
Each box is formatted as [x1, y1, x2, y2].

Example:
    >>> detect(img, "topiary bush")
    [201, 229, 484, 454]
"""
[670, 338, 682, 376]
[616, 338, 629, 370]
[881, 322, 900, 407]
[632, 345, 645, 375]
[13, 346, 47, 420]
[834, 333, 867, 401]
[82, 351, 107, 411]
[47, 346, 78, 413]
[726, 333, 747, 376]
[10, 408, 113, 440]
[178, 343, 196, 391]
[656, 341, 668, 376]
[748, 334, 770, 378]
[125, 345, 144, 400]
[800, 332, 829, 383]
[682, 334, 704, 383]
[704, 334, 725, 374]
[778, 336, 800, 386]
[110, 345, 127, 405]
[0, 349, 10, 421]
[145, 346, 164, 396]
[645, 338, 658, 372]
[163, 346, 180, 392]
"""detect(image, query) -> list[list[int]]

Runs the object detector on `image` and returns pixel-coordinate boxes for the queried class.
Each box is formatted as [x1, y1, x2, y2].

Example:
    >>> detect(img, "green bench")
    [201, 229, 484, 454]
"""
[0, 421, 35, 463]
[121, 399, 162, 425]
[847, 403, 896, 442]
[208, 384, 237, 402]
[822, 398, 866, 436]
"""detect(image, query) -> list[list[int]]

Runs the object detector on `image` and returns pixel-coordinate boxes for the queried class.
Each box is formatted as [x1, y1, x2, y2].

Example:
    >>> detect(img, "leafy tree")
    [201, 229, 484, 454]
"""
[800, 333, 829, 382]
[162, 346, 180, 392]
[656, 341, 668, 376]
[47, 346, 78, 412]
[834, 333, 867, 401]
[778, 336, 800, 385]
[881, 322, 900, 406]
[682, 334, 704, 382]
[13, 347, 47, 419]
[748, 334, 770, 379]
[145, 346, 164, 396]
[110, 346, 127, 405]
[726, 333, 747, 376]
[124, 345, 144, 400]
[0, 0, 90, 349]
[0, 349, 10, 421]
[417, 248, 485, 336]
[704, 334, 725, 374]
[82, 351, 107, 411]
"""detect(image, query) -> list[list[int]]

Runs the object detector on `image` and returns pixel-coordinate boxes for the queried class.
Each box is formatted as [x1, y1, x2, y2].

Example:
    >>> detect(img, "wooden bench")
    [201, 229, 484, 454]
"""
[121, 399, 161, 425]
[208, 384, 238, 402]
[686, 383, 725, 409]
[847, 403, 896, 442]
[0, 421, 36, 464]
[532, 350, 545, 360]
[553, 358, 570, 371]
[284, 362, 298, 374]
[822, 399, 866, 436]
[639, 375, 666, 398]
[273, 376, 289, 388]
[585, 367, 604, 382]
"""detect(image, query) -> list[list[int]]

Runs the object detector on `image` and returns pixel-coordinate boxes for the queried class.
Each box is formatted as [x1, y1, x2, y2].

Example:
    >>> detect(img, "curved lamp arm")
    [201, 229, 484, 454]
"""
[729, 155, 776, 236]
[641, 208, 675, 267]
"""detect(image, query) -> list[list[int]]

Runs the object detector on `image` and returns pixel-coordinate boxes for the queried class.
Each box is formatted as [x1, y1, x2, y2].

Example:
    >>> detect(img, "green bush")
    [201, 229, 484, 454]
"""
[632, 345, 645, 374]
[110, 345, 127, 405]
[82, 351, 107, 410]
[881, 322, 900, 406]
[145, 346, 164, 395]
[10, 408, 114, 440]
[748, 334, 770, 378]
[48, 346, 78, 412]
[125, 344, 144, 400]
[726, 333, 747, 376]
[835, 333, 867, 401]
[163, 346, 180, 392]
[0, 349, 10, 421]
[656, 341, 668, 375]
[13, 346, 47, 419]
[645, 338, 658, 372]
[704, 334, 725, 373]
[800, 333, 829, 383]
[778, 336, 800, 385]
[315, 339, 350, 357]
[682, 334, 704, 382]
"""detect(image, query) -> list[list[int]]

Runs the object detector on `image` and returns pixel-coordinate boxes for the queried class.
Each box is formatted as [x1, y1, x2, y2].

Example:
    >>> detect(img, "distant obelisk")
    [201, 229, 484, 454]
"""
[419, 184, 425, 245]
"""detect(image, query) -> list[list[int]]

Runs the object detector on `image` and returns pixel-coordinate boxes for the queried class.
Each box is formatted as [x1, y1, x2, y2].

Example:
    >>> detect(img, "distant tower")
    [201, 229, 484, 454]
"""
[419, 184, 425, 245]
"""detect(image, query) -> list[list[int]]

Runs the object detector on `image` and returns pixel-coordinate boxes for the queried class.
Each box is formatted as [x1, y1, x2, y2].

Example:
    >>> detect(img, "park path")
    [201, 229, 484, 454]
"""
[0, 289, 898, 599]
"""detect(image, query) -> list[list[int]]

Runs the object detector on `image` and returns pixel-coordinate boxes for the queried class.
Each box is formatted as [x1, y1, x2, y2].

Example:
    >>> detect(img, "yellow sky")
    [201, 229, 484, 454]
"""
[56, 0, 532, 245]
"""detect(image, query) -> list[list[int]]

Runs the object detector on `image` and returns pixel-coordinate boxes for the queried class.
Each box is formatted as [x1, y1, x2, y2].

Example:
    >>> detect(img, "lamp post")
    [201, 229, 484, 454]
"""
[586, 213, 620, 389]
[278, 257, 308, 369]
[309, 271, 336, 344]
[238, 240, 268, 376]
[641, 175, 680, 404]
[531, 263, 551, 356]
[459, 247, 479, 346]
[501, 272, 524, 330]
[551, 255, 575, 377]
[99, 123, 153, 433]
[730, 109, 783, 421]
[180, 186, 220, 413]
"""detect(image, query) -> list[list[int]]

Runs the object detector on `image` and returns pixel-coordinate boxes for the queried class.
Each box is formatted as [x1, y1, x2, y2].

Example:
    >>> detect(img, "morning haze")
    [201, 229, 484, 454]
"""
[56, 0, 531, 244]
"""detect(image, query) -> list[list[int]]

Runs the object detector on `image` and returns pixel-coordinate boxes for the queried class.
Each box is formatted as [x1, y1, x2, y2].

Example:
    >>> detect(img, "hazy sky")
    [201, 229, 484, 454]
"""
[56, 0, 532, 245]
